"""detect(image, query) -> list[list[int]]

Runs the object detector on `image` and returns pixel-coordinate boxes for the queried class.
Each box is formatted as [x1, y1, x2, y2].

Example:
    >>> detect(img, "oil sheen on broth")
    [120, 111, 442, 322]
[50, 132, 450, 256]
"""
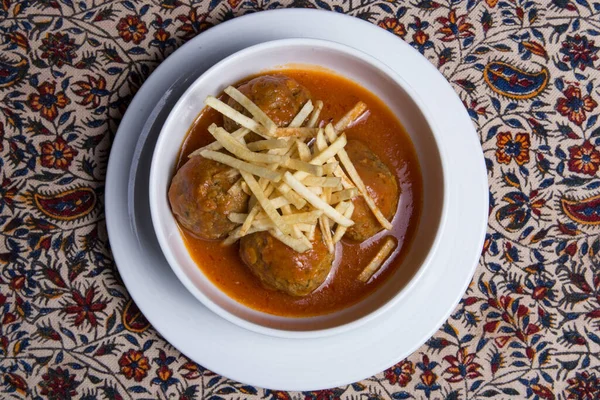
[176, 69, 423, 317]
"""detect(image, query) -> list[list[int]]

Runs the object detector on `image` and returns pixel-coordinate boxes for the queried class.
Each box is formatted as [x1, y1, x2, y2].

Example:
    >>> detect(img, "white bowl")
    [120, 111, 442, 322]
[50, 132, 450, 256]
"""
[149, 38, 447, 339]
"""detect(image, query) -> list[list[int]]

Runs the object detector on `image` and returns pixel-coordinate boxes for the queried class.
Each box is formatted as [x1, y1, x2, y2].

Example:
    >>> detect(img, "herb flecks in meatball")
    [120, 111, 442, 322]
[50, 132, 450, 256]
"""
[168, 156, 248, 240]
[239, 228, 334, 296]
[224, 75, 311, 134]
[344, 140, 399, 242]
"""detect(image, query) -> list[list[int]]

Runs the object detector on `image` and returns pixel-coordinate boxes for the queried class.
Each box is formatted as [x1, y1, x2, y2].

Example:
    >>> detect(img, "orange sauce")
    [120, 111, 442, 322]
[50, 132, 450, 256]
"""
[176, 69, 423, 317]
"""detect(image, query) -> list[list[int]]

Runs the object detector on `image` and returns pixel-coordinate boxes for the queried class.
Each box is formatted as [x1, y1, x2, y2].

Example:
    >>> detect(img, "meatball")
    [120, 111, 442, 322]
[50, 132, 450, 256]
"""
[224, 75, 311, 134]
[344, 140, 399, 242]
[239, 229, 334, 296]
[168, 156, 248, 240]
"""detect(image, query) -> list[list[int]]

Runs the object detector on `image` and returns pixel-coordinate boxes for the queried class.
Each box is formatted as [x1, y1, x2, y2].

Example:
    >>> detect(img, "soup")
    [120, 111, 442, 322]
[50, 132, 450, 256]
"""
[172, 68, 423, 317]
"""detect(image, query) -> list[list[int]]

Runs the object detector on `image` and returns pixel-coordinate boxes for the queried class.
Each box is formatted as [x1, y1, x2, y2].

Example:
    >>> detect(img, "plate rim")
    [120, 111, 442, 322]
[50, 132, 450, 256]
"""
[105, 8, 488, 391]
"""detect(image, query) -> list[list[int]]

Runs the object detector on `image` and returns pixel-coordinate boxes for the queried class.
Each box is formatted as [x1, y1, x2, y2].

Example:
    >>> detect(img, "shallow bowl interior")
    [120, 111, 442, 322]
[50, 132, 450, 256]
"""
[149, 39, 446, 338]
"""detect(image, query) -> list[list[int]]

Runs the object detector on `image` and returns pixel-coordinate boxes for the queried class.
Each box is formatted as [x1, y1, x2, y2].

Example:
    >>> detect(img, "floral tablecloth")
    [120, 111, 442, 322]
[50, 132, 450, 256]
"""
[2, 0, 600, 398]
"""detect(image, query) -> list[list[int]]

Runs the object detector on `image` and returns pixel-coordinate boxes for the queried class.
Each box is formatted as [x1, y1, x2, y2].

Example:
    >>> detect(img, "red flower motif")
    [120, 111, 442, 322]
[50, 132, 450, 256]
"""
[117, 15, 148, 44]
[28, 82, 70, 121]
[567, 371, 600, 399]
[421, 369, 437, 386]
[496, 132, 531, 165]
[417, 355, 441, 397]
[556, 85, 598, 126]
[7, 31, 29, 51]
[40, 137, 78, 170]
[484, 320, 500, 333]
[151, 350, 179, 390]
[436, 10, 474, 42]
[176, 8, 211, 40]
[443, 348, 482, 383]
[72, 75, 108, 108]
[179, 361, 202, 379]
[560, 34, 599, 71]
[154, 28, 170, 46]
[157, 365, 173, 381]
[39, 367, 79, 400]
[2, 312, 17, 325]
[531, 383, 555, 399]
[40, 32, 78, 67]
[533, 285, 549, 300]
[4, 373, 27, 395]
[384, 360, 415, 386]
[568, 141, 600, 176]
[63, 285, 107, 327]
[119, 350, 150, 382]
[414, 30, 430, 46]
[378, 18, 407, 37]
[10, 275, 25, 291]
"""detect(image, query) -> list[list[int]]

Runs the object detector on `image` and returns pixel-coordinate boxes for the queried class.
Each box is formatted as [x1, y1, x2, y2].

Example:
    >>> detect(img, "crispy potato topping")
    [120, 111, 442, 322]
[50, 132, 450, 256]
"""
[195, 84, 392, 273]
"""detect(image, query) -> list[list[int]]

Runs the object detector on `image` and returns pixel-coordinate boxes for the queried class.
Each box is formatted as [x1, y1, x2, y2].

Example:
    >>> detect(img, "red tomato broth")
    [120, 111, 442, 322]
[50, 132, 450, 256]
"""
[175, 69, 423, 317]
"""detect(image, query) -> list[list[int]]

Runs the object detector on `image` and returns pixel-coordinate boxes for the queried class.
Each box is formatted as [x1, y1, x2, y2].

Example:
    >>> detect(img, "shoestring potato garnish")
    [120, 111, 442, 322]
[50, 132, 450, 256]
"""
[168, 71, 422, 315]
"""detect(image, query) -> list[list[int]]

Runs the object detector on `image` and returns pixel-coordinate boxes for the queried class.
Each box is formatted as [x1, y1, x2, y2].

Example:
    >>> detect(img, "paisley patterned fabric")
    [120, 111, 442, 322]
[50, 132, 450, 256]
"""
[1, 1, 600, 398]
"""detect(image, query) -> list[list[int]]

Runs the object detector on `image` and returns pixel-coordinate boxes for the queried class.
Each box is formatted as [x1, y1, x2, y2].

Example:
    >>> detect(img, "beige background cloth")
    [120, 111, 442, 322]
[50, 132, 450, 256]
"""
[1, 0, 600, 398]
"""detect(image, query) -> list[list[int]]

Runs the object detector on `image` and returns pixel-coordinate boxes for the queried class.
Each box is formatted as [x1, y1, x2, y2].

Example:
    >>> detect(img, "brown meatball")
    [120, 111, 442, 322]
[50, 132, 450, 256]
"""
[345, 140, 399, 242]
[224, 75, 311, 134]
[168, 156, 248, 240]
[239, 229, 334, 296]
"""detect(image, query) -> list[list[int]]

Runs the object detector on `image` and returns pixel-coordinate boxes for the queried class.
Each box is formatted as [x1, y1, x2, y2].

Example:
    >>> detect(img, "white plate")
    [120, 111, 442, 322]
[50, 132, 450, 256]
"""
[105, 9, 487, 391]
